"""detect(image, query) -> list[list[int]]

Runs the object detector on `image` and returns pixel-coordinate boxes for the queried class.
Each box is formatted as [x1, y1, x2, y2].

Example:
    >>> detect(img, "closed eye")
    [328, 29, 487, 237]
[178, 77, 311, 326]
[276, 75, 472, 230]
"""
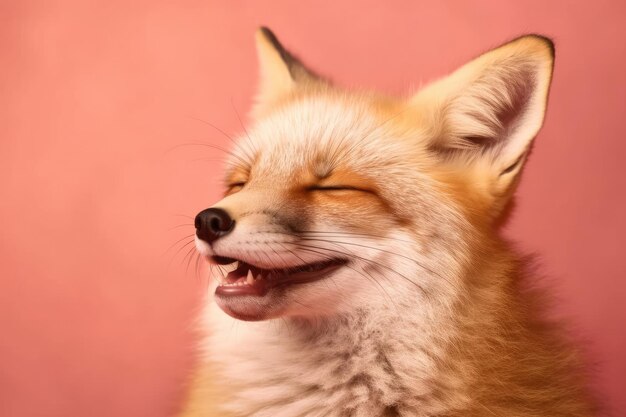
[226, 182, 246, 193]
[307, 185, 364, 192]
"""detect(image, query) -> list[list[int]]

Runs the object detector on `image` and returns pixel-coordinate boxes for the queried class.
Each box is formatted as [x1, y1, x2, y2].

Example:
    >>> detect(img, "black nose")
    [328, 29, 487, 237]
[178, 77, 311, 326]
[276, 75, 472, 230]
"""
[194, 208, 235, 243]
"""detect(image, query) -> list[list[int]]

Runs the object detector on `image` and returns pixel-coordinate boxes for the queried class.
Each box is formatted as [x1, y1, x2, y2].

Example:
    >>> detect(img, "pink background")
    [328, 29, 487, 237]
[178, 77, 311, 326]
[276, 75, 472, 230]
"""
[1, 1, 624, 416]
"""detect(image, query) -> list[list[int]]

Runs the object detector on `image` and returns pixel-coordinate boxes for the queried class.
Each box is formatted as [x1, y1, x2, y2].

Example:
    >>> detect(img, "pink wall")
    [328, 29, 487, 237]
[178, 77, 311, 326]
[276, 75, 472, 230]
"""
[1, 1, 624, 416]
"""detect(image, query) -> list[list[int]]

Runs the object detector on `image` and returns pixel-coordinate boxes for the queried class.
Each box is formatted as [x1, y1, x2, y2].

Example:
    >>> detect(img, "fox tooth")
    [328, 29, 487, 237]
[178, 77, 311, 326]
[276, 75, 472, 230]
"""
[246, 269, 254, 285]
[256, 273, 263, 281]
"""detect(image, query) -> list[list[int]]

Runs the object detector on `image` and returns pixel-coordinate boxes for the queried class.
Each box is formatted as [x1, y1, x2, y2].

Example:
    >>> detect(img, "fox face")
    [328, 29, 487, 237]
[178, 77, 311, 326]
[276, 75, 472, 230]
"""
[194, 28, 554, 323]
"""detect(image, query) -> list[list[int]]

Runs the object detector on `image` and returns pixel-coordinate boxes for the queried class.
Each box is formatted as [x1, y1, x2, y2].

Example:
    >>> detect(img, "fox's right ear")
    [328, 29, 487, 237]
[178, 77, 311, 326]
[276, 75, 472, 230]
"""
[252, 27, 319, 118]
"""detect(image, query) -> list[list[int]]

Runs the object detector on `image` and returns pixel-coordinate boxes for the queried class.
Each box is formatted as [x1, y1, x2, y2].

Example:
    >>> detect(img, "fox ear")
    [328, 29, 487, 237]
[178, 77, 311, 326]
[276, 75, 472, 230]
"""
[414, 35, 555, 219]
[252, 27, 319, 118]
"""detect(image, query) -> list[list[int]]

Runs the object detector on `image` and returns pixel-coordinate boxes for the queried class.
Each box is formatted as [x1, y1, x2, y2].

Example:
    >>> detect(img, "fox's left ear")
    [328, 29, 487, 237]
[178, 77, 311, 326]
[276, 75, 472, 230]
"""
[252, 27, 320, 118]
[414, 35, 554, 219]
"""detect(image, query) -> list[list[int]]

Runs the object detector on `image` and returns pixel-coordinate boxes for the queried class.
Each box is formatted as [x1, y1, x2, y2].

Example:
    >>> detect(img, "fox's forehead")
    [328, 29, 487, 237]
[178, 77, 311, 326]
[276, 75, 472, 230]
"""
[228, 96, 428, 180]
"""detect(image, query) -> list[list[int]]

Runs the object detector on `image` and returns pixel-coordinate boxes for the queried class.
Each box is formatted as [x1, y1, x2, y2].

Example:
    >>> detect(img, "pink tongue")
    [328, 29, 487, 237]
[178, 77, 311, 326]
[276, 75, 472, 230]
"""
[216, 276, 270, 297]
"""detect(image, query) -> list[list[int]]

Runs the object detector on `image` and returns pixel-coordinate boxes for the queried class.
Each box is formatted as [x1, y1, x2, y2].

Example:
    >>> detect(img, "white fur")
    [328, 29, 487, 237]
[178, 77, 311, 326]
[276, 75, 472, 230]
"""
[191, 94, 478, 416]
[186, 34, 570, 416]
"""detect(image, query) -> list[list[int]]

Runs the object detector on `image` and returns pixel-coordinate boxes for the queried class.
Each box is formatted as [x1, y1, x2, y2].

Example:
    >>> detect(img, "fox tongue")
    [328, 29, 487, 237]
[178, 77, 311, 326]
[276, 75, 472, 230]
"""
[217, 274, 270, 296]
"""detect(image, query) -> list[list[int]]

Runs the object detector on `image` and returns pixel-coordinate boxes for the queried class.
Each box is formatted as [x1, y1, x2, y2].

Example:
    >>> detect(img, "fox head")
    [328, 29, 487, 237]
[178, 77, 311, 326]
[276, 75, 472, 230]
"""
[195, 28, 554, 322]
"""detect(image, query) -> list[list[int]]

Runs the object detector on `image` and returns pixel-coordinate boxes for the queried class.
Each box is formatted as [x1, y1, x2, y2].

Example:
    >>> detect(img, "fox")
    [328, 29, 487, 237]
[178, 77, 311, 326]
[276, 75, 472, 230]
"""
[179, 28, 595, 417]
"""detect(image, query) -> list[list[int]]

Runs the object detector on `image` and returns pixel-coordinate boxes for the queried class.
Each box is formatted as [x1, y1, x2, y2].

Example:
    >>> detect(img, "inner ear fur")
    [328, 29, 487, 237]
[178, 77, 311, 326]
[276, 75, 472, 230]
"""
[413, 35, 554, 218]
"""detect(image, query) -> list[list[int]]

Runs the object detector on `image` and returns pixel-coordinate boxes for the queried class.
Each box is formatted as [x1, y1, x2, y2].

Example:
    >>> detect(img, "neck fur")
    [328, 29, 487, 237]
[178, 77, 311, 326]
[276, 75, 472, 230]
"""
[204, 287, 469, 417]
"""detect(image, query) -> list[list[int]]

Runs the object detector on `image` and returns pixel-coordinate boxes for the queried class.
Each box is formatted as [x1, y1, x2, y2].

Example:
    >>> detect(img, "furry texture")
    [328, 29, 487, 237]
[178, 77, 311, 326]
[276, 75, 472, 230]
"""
[179, 30, 595, 417]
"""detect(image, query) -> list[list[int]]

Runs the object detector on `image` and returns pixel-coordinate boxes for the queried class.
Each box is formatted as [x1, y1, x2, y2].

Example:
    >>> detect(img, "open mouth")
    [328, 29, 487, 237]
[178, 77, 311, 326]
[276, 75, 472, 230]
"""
[213, 256, 348, 297]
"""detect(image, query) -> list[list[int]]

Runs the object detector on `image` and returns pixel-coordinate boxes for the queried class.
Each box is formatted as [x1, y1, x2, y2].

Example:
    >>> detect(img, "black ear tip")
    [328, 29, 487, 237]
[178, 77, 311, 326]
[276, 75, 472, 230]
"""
[258, 26, 272, 36]
[257, 26, 284, 52]
[259, 26, 277, 42]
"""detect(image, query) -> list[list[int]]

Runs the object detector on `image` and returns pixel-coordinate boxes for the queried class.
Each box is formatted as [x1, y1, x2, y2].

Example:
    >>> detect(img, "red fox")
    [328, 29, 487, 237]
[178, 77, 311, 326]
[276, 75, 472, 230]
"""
[180, 28, 594, 416]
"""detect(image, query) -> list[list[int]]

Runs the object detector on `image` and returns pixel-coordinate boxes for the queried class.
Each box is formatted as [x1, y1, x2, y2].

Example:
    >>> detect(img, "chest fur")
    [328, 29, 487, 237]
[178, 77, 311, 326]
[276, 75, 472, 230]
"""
[203, 304, 468, 417]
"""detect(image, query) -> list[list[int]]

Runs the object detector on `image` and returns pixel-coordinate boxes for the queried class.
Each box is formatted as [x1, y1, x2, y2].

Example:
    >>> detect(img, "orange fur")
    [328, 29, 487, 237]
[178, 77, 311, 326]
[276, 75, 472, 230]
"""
[179, 29, 595, 417]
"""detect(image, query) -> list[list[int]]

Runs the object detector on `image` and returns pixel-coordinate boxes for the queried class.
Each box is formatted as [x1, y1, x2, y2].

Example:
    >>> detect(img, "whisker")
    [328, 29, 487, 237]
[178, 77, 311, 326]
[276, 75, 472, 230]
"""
[290, 297, 318, 313]
[251, 241, 302, 272]
[216, 265, 228, 285]
[256, 229, 446, 284]
[299, 237, 448, 283]
[292, 242, 427, 296]
[206, 263, 214, 288]
[187, 115, 256, 166]
[194, 251, 203, 281]
[274, 241, 308, 266]
[260, 229, 416, 245]
[188, 116, 237, 145]
[171, 239, 195, 260]
[173, 213, 194, 219]
[163, 234, 195, 257]
[167, 142, 251, 170]
[168, 223, 193, 231]
[230, 99, 259, 162]
[294, 244, 399, 311]
[275, 242, 342, 293]
[182, 245, 197, 275]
